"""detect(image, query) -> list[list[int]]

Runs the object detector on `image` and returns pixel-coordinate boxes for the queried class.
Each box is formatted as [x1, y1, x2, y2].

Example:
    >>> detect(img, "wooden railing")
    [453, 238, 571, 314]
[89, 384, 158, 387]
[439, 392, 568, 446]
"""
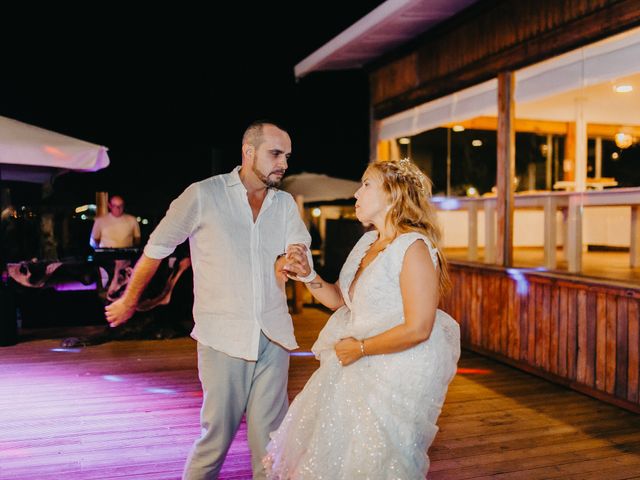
[442, 262, 640, 412]
[434, 187, 640, 272]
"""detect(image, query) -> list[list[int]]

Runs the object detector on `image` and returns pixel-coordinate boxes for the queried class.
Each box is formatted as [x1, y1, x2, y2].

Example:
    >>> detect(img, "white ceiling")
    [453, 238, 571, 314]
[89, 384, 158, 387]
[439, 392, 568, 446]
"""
[516, 72, 640, 125]
[294, 0, 479, 79]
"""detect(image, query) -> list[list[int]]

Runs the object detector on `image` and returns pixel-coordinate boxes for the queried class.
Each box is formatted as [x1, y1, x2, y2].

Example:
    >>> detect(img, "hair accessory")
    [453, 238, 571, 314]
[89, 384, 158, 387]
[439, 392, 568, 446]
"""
[396, 157, 427, 195]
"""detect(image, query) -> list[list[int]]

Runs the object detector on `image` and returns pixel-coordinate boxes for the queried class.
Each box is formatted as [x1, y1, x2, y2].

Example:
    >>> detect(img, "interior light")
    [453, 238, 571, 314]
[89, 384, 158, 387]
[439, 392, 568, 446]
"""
[452, 125, 465, 132]
[615, 132, 633, 149]
[311, 208, 322, 218]
[398, 137, 411, 145]
[614, 85, 633, 93]
[74, 204, 96, 214]
[471, 139, 482, 147]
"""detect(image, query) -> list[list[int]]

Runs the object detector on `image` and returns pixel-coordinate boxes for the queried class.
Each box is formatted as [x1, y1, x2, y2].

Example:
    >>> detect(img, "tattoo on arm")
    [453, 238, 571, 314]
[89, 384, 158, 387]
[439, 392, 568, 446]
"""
[308, 281, 322, 289]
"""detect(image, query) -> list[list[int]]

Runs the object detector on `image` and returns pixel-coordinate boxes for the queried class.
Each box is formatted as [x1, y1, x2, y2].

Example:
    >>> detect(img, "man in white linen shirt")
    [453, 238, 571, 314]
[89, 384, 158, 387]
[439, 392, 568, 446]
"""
[105, 120, 311, 480]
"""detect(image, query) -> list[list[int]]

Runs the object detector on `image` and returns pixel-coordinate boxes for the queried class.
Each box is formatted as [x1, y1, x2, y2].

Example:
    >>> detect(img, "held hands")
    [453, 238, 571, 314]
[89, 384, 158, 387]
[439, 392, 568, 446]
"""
[104, 297, 137, 328]
[283, 244, 316, 283]
[274, 254, 290, 284]
[335, 337, 365, 367]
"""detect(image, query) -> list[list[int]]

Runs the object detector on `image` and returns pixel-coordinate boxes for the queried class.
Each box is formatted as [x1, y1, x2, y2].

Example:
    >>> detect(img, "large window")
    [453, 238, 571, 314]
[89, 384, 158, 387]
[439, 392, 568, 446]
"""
[376, 26, 640, 279]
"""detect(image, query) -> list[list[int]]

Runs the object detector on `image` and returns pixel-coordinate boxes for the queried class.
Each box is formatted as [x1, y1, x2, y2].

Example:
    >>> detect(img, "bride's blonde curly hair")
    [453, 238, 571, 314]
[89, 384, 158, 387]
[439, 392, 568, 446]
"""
[364, 158, 450, 297]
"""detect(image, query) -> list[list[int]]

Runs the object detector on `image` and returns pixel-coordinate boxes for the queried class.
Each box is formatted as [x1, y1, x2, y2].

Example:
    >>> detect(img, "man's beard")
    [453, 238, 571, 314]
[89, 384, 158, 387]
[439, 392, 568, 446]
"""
[253, 164, 284, 188]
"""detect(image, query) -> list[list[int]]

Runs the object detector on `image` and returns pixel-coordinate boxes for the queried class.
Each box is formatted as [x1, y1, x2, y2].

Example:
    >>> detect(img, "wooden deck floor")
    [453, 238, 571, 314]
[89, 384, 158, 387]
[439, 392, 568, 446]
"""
[1, 307, 640, 479]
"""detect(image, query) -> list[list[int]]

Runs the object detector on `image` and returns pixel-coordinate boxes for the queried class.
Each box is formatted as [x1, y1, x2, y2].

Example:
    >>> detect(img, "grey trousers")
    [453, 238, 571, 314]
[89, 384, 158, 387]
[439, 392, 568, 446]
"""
[182, 332, 290, 480]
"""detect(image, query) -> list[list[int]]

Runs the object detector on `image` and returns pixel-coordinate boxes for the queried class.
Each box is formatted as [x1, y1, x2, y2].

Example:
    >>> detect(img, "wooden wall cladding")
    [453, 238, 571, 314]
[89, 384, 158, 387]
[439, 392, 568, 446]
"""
[371, 0, 640, 119]
[442, 262, 640, 412]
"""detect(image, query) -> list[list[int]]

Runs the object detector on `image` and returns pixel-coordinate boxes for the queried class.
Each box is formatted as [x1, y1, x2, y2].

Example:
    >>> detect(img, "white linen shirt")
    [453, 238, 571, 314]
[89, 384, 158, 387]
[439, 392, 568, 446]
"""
[144, 167, 311, 360]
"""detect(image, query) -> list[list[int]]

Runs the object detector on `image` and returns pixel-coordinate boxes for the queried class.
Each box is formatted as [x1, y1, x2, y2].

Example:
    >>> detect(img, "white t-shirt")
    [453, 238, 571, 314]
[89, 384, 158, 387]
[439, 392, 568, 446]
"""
[91, 213, 141, 248]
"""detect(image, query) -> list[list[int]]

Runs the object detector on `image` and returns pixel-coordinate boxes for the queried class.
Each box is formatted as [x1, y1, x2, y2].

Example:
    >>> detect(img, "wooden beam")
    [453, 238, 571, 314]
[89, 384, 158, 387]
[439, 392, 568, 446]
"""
[496, 72, 515, 267]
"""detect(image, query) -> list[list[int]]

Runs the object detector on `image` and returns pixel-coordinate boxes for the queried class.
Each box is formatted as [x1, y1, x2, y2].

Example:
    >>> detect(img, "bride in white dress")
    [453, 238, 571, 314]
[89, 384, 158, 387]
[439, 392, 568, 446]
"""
[264, 159, 460, 479]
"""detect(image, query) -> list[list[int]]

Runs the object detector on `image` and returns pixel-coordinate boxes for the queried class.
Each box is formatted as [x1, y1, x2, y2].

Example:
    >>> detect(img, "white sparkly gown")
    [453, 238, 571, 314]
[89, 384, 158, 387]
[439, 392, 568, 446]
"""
[265, 231, 461, 479]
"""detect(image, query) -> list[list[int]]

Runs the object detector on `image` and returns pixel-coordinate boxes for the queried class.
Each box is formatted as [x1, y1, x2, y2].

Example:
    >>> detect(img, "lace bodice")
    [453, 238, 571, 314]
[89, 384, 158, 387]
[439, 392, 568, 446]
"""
[338, 230, 440, 338]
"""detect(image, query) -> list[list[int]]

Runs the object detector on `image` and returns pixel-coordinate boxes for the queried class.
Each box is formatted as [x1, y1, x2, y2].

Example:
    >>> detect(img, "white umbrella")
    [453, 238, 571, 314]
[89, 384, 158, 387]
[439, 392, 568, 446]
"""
[0, 115, 110, 183]
[281, 172, 359, 203]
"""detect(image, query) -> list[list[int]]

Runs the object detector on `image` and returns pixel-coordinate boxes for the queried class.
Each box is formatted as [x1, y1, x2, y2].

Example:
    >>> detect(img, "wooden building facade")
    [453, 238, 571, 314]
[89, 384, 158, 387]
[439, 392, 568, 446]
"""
[368, 0, 640, 411]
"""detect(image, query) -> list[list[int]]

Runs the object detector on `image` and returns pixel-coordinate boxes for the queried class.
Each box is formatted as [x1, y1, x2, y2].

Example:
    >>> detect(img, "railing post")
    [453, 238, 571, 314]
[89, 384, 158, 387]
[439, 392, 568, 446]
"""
[544, 196, 557, 269]
[566, 195, 583, 273]
[484, 199, 496, 264]
[468, 202, 478, 261]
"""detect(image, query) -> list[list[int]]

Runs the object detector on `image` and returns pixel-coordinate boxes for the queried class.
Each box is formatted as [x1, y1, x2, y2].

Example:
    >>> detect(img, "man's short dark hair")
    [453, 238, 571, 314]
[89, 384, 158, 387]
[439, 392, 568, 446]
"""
[242, 120, 289, 147]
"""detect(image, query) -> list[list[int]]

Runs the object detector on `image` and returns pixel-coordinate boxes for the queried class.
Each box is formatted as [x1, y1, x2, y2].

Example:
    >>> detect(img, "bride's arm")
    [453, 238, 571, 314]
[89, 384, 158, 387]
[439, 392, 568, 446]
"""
[335, 240, 438, 365]
[305, 276, 344, 311]
[284, 244, 345, 310]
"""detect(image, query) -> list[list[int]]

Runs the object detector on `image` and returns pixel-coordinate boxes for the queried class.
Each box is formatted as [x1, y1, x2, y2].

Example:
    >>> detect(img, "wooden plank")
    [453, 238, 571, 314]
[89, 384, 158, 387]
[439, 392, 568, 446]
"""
[491, 273, 499, 352]
[528, 281, 537, 363]
[577, 289, 588, 384]
[558, 286, 569, 377]
[484, 273, 493, 351]
[585, 291, 597, 387]
[567, 288, 578, 381]
[506, 276, 518, 359]
[535, 282, 544, 368]
[549, 284, 560, 375]
[474, 272, 482, 344]
[462, 270, 471, 345]
[629, 298, 639, 403]
[472, 271, 480, 346]
[615, 296, 628, 400]
[541, 283, 551, 371]
[595, 292, 608, 391]
[500, 276, 508, 355]
[605, 295, 617, 395]
[518, 275, 528, 362]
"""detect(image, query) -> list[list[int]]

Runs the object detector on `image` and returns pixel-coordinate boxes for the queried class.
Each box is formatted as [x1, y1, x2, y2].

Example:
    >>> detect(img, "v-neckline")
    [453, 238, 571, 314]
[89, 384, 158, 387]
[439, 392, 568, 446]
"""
[347, 233, 392, 303]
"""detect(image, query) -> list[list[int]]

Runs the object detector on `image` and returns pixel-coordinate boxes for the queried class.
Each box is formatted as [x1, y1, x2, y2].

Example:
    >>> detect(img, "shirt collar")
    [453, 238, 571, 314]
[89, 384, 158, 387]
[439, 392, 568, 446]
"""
[225, 166, 277, 200]
[225, 166, 243, 187]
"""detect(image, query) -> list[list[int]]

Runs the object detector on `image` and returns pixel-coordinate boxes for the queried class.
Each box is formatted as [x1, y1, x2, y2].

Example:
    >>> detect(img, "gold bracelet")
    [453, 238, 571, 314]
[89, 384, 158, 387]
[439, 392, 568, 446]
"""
[360, 340, 366, 357]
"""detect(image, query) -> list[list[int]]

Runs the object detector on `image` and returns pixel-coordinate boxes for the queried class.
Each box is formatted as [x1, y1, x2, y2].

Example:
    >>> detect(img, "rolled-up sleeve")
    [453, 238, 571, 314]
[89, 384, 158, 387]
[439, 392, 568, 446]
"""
[144, 183, 201, 259]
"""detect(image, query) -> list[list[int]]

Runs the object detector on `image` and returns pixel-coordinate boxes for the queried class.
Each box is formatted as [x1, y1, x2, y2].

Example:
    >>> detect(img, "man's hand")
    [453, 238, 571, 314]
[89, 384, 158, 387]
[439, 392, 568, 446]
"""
[283, 244, 312, 280]
[274, 254, 290, 286]
[105, 297, 137, 328]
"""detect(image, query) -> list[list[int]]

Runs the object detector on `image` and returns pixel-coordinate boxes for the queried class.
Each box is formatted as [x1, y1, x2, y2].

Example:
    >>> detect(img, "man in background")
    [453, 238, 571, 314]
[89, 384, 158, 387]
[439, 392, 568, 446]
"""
[90, 194, 141, 249]
[90, 194, 141, 301]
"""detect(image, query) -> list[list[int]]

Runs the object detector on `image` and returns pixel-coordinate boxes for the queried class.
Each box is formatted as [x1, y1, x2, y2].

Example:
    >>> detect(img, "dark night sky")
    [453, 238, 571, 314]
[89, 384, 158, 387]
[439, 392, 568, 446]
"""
[2, 3, 385, 213]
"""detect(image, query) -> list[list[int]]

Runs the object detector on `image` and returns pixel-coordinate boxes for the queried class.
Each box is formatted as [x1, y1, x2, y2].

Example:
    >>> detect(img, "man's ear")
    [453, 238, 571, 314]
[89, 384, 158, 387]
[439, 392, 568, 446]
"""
[243, 144, 254, 160]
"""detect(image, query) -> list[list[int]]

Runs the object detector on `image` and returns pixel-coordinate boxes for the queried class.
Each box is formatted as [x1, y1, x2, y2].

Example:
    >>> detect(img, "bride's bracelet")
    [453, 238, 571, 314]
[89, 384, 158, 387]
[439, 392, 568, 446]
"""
[287, 247, 317, 283]
[296, 269, 317, 283]
[360, 339, 366, 357]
